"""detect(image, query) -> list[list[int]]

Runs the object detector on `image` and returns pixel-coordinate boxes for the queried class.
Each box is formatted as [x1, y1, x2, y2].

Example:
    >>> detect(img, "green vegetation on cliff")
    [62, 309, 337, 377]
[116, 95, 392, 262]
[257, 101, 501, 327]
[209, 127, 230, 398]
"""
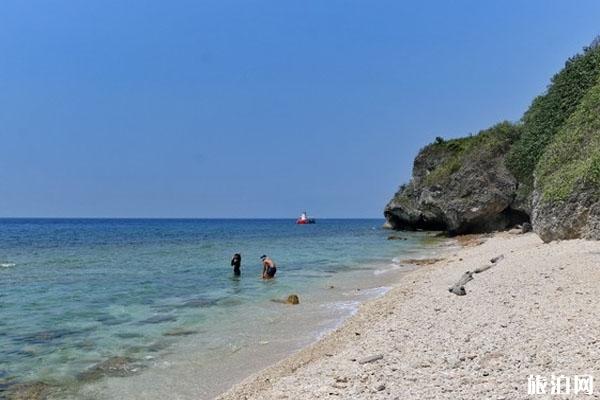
[424, 121, 521, 185]
[386, 37, 600, 240]
[506, 43, 600, 189]
[536, 81, 600, 202]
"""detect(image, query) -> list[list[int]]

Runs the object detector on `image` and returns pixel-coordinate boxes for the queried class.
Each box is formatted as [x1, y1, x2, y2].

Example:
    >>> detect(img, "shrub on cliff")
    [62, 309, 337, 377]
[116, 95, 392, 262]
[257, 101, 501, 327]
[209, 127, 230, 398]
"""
[424, 121, 521, 186]
[507, 40, 600, 190]
[536, 82, 600, 203]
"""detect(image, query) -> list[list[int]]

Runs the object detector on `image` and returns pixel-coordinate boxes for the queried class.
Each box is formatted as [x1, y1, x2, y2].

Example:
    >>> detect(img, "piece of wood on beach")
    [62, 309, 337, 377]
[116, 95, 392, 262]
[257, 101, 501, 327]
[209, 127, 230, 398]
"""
[358, 354, 383, 364]
[490, 254, 505, 264]
[449, 254, 505, 295]
[448, 271, 473, 296]
[474, 254, 505, 273]
[473, 264, 492, 273]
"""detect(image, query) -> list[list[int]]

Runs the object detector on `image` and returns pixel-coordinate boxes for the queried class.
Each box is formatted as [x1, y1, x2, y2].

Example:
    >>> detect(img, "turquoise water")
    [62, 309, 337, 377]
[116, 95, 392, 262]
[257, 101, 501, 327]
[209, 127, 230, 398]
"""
[0, 219, 435, 399]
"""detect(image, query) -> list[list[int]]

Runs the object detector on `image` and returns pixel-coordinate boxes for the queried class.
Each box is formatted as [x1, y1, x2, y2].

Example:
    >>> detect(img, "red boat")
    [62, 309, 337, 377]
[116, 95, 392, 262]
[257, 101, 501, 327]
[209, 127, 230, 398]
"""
[296, 218, 315, 224]
[296, 211, 316, 224]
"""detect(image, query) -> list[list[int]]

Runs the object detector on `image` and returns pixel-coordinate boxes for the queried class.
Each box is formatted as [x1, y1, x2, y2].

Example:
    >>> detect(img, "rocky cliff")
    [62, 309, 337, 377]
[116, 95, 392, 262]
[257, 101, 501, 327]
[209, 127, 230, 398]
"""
[532, 79, 600, 241]
[384, 122, 528, 235]
[385, 40, 600, 242]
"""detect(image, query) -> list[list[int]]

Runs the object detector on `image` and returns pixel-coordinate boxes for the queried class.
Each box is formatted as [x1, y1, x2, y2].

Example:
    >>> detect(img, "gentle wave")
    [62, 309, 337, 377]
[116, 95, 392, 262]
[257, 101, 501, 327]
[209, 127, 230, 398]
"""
[373, 264, 402, 275]
[1, 262, 16, 268]
[357, 286, 391, 297]
[323, 299, 361, 313]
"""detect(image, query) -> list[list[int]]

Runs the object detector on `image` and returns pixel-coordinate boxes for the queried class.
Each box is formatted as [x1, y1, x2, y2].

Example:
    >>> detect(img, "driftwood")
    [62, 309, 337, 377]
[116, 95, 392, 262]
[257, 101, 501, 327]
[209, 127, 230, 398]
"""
[474, 254, 505, 273]
[448, 254, 504, 296]
[358, 354, 384, 364]
[490, 254, 505, 264]
[448, 271, 473, 295]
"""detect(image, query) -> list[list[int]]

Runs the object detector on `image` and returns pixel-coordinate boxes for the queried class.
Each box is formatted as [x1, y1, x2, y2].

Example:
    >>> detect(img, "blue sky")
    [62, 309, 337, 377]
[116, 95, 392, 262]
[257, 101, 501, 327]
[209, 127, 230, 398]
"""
[1, 1, 600, 218]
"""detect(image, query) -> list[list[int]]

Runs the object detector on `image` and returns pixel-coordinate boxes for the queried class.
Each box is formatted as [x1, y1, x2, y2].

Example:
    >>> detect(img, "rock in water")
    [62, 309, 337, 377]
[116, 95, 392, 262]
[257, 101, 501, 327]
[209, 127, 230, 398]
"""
[286, 294, 300, 305]
[78, 356, 141, 381]
[5, 381, 52, 400]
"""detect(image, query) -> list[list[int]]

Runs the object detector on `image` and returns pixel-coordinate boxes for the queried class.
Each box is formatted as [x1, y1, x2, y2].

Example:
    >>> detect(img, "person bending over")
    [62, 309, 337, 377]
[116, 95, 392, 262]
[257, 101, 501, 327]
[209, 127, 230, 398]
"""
[260, 255, 277, 279]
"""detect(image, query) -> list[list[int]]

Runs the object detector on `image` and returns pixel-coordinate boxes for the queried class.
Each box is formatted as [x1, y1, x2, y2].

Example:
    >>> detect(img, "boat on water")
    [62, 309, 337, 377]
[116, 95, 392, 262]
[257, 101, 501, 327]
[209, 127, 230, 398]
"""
[296, 211, 316, 224]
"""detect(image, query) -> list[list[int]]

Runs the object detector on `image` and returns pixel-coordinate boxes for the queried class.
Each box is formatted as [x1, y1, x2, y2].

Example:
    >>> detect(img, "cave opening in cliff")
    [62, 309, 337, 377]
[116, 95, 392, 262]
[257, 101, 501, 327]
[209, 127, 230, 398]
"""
[385, 212, 448, 231]
[502, 207, 530, 227]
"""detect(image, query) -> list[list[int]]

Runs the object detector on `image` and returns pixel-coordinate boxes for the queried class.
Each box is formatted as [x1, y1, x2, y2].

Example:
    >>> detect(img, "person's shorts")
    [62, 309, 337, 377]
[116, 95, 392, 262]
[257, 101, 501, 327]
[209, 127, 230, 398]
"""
[266, 266, 277, 278]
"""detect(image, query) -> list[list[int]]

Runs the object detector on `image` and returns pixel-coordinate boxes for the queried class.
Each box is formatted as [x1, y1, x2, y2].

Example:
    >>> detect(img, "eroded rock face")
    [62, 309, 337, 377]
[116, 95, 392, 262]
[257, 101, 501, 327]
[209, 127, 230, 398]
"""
[385, 138, 528, 235]
[532, 187, 600, 242]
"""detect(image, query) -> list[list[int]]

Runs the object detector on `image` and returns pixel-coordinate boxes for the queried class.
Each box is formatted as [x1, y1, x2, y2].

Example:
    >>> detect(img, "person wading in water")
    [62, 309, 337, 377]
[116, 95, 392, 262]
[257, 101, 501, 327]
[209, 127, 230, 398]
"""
[260, 255, 277, 279]
[231, 253, 242, 276]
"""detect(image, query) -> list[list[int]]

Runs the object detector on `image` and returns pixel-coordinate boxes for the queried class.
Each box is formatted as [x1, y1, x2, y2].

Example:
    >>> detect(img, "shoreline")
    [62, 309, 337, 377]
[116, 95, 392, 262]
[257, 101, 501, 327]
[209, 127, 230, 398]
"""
[215, 235, 457, 400]
[50, 230, 439, 400]
[217, 232, 600, 399]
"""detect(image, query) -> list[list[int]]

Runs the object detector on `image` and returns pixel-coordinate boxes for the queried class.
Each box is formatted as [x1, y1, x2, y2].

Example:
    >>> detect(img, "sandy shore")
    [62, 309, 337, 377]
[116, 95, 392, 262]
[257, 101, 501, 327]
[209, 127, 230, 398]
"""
[217, 232, 600, 399]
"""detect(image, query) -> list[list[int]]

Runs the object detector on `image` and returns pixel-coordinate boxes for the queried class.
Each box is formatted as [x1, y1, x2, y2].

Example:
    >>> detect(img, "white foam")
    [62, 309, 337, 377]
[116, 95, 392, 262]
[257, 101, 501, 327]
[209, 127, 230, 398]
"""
[322, 300, 361, 315]
[373, 264, 403, 275]
[0, 262, 16, 268]
[359, 286, 391, 298]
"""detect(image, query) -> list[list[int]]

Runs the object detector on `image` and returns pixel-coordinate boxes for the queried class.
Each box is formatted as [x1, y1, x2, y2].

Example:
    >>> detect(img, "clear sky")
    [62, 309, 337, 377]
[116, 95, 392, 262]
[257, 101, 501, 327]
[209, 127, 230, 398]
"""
[1, 1, 600, 218]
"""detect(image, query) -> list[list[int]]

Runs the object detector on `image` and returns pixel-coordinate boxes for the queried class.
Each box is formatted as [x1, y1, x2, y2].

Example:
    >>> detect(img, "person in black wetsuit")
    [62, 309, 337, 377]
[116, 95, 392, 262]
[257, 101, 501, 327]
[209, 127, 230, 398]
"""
[231, 253, 242, 276]
[260, 255, 276, 279]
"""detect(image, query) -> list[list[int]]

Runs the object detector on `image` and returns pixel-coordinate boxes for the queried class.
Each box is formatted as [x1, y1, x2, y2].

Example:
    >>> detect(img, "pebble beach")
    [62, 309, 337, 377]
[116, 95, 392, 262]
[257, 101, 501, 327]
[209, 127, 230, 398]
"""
[218, 232, 600, 399]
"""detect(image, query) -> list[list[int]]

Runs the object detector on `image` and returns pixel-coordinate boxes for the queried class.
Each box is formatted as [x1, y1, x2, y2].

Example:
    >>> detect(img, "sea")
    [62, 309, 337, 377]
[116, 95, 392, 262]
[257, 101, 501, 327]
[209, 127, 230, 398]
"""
[0, 218, 441, 399]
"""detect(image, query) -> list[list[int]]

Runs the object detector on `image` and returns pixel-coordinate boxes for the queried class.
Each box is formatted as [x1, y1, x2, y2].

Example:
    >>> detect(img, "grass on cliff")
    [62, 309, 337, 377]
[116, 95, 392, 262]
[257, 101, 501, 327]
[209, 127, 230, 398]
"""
[506, 41, 600, 189]
[424, 121, 520, 185]
[535, 81, 600, 203]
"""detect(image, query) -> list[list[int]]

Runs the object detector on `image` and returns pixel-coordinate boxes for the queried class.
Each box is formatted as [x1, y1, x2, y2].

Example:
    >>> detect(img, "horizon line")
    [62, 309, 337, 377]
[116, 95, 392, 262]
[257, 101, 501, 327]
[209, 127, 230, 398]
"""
[0, 216, 385, 220]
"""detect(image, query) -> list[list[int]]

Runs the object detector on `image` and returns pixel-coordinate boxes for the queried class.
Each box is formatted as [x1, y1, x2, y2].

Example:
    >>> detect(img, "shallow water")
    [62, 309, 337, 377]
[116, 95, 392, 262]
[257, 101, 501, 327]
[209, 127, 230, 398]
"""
[0, 219, 438, 399]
